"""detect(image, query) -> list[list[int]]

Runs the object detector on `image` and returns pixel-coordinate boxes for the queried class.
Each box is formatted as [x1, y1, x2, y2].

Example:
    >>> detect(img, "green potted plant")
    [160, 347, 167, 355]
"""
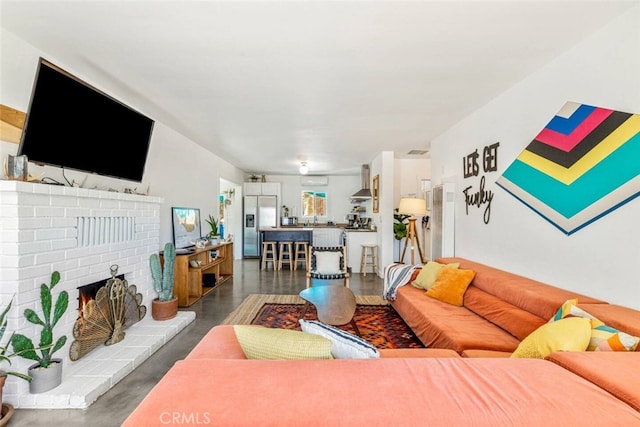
[149, 242, 178, 320]
[393, 211, 411, 262]
[205, 214, 220, 245]
[11, 271, 68, 394]
[1, 296, 31, 424]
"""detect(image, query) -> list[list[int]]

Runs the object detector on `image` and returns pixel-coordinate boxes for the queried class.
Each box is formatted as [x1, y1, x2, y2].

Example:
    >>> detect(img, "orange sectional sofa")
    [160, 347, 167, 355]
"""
[123, 357, 640, 426]
[389, 257, 618, 354]
[123, 258, 640, 426]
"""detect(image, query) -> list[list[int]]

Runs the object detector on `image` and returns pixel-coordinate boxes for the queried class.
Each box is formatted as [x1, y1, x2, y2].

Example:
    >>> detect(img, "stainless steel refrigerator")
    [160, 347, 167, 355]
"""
[243, 195, 277, 258]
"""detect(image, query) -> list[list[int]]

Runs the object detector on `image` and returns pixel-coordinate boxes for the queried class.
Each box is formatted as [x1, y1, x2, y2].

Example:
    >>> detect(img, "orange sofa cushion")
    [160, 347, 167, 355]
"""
[123, 358, 640, 426]
[463, 286, 547, 341]
[578, 303, 640, 343]
[547, 351, 640, 411]
[186, 325, 461, 360]
[461, 349, 512, 358]
[378, 348, 459, 358]
[425, 267, 475, 306]
[391, 285, 521, 354]
[186, 324, 248, 359]
[436, 257, 607, 319]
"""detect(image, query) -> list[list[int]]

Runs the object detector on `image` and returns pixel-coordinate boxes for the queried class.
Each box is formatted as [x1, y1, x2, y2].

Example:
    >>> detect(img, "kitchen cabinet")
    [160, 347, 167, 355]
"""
[243, 182, 280, 196]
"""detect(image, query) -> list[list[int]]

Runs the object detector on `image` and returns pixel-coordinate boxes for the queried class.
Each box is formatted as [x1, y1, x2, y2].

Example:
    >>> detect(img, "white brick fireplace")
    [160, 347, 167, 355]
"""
[0, 180, 195, 409]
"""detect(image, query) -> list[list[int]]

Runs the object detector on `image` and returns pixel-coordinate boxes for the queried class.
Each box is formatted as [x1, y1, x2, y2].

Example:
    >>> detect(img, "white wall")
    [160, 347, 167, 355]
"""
[371, 151, 395, 274]
[393, 158, 431, 263]
[220, 178, 243, 258]
[266, 174, 363, 223]
[0, 28, 246, 255]
[430, 6, 640, 309]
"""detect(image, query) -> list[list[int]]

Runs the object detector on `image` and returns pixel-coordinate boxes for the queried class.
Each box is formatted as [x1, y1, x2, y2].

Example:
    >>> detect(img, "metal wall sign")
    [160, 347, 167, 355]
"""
[496, 102, 640, 235]
[462, 142, 499, 224]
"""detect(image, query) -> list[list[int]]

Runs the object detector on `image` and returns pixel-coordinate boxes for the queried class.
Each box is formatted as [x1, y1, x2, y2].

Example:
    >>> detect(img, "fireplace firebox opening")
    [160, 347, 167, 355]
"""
[77, 273, 124, 317]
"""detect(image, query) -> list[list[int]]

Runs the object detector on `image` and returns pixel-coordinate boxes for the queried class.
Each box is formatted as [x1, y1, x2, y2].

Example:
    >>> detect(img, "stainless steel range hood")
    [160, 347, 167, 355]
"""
[351, 164, 372, 200]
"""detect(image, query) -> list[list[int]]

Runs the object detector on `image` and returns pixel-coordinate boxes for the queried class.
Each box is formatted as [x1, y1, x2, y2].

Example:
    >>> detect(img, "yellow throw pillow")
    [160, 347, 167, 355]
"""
[511, 317, 591, 359]
[412, 261, 460, 290]
[233, 325, 333, 360]
[424, 267, 475, 306]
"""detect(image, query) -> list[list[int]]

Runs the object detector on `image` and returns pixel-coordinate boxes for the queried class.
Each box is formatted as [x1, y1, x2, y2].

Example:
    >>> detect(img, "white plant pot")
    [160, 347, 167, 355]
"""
[28, 358, 63, 394]
[209, 237, 220, 246]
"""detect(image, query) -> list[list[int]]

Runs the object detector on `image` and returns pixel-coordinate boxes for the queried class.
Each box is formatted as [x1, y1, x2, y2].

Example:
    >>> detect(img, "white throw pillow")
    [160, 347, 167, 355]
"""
[299, 319, 380, 359]
[313, 251, 342, 275]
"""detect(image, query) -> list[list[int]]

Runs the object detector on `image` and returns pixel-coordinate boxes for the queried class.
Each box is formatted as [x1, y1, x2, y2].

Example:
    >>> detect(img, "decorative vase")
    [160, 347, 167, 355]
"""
[152, 297, 178, 321]
[28, 358, 63, 394]
[0, 403, 14, 427]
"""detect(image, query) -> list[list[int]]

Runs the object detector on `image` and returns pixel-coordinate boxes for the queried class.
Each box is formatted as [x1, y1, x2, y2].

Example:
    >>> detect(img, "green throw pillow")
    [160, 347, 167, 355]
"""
[412, 261, 460, 290]
[233, 325, 333, 360]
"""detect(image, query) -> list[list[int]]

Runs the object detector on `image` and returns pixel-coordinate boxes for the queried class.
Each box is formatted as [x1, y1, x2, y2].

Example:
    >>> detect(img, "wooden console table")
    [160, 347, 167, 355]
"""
[162, 242, 233, 307]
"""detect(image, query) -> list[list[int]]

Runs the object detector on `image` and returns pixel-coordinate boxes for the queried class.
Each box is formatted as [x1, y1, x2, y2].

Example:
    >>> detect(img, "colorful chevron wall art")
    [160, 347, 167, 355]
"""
[496, 101, 640, 235]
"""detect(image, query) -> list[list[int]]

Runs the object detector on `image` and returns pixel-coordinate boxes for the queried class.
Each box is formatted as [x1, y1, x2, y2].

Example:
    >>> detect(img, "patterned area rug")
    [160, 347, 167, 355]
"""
[222, 294, 424, 349]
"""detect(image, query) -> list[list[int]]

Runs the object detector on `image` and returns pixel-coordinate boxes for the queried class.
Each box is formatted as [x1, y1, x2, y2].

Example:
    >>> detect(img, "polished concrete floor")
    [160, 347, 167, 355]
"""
[12, 259, 384, 426]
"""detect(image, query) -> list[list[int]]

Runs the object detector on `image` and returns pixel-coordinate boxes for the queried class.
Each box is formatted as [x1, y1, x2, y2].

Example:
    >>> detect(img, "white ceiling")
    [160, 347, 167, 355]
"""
[1, 1, 635, 175]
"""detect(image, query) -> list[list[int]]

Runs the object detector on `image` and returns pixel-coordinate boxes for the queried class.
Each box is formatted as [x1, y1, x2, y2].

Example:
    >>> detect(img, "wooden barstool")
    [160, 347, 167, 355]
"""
[293, 241, 309, 271]
[261, 241, 278, 270]
[360, 244, 378, 276]
[278, 241, 294, 271]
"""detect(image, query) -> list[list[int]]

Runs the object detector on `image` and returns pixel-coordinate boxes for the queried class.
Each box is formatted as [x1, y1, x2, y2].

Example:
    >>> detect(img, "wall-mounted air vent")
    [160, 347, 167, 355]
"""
[300, 176, 328, 186]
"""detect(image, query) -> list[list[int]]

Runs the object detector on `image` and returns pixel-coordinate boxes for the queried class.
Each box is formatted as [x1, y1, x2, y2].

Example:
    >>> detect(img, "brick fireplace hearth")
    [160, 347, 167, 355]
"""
[0, 180, 194, 409]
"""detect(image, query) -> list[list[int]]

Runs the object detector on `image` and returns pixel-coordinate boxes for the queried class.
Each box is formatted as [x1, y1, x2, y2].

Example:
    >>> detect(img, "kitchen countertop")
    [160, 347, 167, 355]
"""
[260, 227, 315, 231]
[260, 226, 376, 232]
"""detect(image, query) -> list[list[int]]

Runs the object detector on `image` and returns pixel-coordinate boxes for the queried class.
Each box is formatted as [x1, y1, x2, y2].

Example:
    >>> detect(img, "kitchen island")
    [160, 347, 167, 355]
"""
[259, 227, 314, 247]
[260, 226, 348, 247]
[258, 226, 378, 275]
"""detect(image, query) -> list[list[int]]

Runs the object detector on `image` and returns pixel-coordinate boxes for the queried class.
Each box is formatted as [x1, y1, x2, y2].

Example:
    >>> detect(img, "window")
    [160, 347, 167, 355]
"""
[302, 191, 327, 217]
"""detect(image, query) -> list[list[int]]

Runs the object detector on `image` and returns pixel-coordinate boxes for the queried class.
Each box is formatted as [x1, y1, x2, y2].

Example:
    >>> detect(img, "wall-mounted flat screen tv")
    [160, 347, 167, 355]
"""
[18, 58, 154, 182]
[171, 207, 202, 250]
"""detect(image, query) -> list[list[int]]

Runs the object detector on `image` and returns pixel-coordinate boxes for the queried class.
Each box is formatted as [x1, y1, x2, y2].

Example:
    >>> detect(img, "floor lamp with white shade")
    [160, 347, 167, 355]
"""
[398, 197, 428, 265]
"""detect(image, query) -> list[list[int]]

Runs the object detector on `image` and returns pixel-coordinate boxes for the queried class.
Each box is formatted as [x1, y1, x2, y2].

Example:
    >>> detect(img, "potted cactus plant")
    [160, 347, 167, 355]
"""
[150, 242, 178, 320]
[1, 296, 31, 424]
[11, 271, 68, 394]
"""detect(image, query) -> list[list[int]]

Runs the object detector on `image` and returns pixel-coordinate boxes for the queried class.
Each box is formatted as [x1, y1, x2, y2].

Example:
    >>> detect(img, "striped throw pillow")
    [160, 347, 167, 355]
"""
[299, 319, 380, 359]
[549, 299, 639, 352]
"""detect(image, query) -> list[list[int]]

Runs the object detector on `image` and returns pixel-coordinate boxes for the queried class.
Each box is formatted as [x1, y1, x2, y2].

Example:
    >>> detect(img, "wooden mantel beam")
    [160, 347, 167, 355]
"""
[0, 104, 26, 144]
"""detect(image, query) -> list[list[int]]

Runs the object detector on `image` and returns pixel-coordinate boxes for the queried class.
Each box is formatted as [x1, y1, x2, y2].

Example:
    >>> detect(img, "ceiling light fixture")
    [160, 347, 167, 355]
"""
[299, 161, 309, 175]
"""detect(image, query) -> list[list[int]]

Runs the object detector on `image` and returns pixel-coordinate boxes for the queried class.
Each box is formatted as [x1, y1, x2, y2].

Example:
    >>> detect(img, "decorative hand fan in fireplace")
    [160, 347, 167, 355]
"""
[69, 265, 147, 361]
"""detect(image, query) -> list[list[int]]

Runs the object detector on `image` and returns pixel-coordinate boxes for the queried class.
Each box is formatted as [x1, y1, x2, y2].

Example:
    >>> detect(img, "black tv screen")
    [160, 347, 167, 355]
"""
[18, 58, 154, 182]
